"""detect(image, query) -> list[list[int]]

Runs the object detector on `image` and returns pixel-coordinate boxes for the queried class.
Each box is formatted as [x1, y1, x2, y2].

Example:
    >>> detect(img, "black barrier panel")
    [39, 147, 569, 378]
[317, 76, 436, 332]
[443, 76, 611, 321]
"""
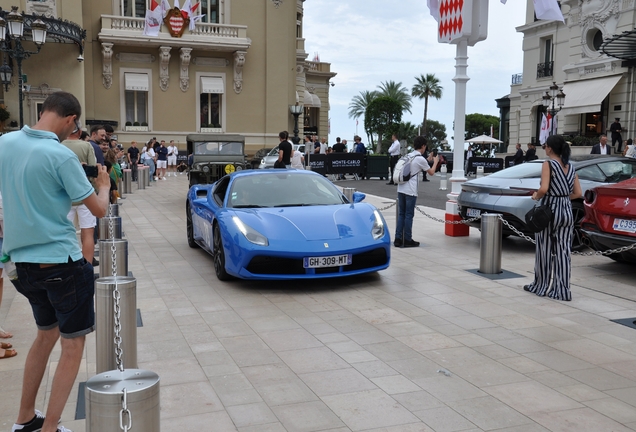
[505, 156, 515, 168]
[177, 150, 188, 162]
[466, 157, 504, 174]
[308, 154, 327, 175]
[327, 153, 365, 174]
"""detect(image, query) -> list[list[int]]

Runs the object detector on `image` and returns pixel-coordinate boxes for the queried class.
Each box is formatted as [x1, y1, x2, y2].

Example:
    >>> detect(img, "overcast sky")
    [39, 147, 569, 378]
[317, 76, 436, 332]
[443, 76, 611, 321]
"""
[303, 0, 528, 146]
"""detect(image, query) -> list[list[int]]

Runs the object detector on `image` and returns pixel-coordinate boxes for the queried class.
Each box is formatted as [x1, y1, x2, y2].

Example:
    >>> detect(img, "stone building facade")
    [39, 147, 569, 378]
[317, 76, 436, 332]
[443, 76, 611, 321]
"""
[0, 0, 335, 155]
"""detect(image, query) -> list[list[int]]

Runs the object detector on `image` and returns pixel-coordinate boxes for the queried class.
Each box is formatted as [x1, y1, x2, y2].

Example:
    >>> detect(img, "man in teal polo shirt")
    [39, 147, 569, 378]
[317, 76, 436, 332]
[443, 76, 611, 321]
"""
[0, 92, 110, 432]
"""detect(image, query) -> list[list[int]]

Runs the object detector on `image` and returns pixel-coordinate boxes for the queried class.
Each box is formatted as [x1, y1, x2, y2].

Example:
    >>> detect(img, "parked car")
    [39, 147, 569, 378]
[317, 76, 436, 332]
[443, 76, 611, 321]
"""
[258, 144, 305, 169]
[186, 169, 391, 280]
[458, 155, 636, 249]
[581, 177, 636, 263]
[437, 151, 454, 172]
[187, 134, 250, 187]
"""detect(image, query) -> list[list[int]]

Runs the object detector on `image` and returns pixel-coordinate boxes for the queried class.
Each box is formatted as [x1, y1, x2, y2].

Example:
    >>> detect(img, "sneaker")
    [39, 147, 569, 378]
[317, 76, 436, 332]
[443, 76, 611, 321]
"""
[393, 239, 403, 247]
[57, 427, 72, 432]
[403, 239, 420, 248]
[154, 176, 158, 181]
[12, 410, 45, 432]
[162, 177, 167, 180]
[92, 258, 99, 266]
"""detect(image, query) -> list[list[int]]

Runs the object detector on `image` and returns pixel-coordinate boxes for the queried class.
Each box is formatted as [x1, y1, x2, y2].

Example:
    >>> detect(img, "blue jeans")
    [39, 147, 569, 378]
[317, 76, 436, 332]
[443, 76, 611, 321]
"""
[144, 159, 156, 181]
[395, 192, 417, 241]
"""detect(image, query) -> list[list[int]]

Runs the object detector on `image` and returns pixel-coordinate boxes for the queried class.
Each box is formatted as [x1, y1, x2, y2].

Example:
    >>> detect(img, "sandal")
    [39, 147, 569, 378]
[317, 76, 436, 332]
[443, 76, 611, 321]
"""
[0, 326, 13, 338]
[0, 342, 12, 349]
[0, 348, 16, 359]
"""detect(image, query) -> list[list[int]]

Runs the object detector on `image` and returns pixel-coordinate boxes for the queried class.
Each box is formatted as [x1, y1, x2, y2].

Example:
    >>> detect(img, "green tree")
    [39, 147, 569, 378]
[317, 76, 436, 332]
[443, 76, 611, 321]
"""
[411, 73, 443, 136]
[425, 119, 447, 150]
[377, 80, 412, 114]
[396, 121, 419, 144]
[465, 113, 500, 140]
[348, 90, 378, 146]
[364, 96, 402, 153]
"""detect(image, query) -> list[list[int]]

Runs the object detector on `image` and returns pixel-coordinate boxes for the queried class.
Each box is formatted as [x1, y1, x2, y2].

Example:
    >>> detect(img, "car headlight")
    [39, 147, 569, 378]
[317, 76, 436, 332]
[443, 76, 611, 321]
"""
[233, 216, 269, 246]
[372, 210, 385, 240]
[236, 165, 243, 171]
[261, 159, 265, 165]
[202, 165, 210, 173]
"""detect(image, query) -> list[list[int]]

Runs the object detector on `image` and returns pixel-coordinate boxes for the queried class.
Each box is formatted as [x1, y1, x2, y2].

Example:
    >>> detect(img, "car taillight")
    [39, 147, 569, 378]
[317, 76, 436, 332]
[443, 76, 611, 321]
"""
[584, 190, 596, 204]
[508, 188, 535, 196]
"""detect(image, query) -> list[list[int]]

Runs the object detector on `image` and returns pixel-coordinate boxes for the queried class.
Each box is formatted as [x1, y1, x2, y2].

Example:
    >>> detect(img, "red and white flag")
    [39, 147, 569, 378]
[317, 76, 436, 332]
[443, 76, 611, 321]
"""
[143, 0, 162, 36]
[533, 0, 564, 22]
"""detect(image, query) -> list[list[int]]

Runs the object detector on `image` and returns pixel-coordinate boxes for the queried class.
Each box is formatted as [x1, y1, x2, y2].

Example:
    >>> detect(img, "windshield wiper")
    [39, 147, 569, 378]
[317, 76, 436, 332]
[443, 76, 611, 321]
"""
[274, 203, 321, 207]
[232, 204, 266, 208]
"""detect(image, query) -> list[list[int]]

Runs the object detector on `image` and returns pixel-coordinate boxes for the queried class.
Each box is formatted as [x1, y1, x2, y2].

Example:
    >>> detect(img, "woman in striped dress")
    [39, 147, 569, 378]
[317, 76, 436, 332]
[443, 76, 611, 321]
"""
[524, 135, 582, 301]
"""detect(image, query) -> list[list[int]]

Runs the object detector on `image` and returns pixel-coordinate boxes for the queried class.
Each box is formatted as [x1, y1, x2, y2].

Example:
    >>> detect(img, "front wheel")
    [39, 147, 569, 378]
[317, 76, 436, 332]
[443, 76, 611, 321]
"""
[186, 202, 198, 249]
[213, 224, 231, 281]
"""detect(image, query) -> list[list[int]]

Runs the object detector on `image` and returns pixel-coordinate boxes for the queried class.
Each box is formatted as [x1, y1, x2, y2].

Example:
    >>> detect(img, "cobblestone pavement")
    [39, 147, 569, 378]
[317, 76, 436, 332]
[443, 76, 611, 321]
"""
[1, 172, 636, 431]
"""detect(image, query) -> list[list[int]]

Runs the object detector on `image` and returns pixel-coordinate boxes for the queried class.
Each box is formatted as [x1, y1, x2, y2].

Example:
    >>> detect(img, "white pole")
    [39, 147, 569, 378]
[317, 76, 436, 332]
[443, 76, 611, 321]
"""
[448, 39, 469, 203]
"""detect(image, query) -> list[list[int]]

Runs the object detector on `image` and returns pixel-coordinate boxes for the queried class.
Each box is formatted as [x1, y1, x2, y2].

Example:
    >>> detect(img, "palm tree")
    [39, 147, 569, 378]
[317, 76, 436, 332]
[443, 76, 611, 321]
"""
[348, 90, 378, 145]
[412, 73, 443, 136]
[377, 81, 412, 114]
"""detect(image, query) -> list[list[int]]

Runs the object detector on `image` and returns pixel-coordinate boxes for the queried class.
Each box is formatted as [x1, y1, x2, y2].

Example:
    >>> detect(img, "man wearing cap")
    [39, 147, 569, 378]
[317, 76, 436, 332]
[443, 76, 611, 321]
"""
[610, 118, 623, 153]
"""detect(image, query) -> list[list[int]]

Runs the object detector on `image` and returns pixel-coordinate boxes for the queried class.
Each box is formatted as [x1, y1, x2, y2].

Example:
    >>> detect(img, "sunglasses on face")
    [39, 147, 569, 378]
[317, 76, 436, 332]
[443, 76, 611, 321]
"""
[71, 117, 81, 134]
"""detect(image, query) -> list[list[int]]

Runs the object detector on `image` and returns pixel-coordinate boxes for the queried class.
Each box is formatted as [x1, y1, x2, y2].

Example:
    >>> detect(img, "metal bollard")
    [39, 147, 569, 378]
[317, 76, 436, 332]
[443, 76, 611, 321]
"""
[476, 166, 485, 178]
[95, 276, 138, 373]
[108, 204, 119, 217]
[99, 239, 128, 279]
[439, 164, 448, 191]
[479, 214, 502, 274]
[343, 187, 356, 202]
[85, 369, 160, 432]
[98, 217, 122, 240]
[143, 165, 150, 187]
[122, 169, 132, 194]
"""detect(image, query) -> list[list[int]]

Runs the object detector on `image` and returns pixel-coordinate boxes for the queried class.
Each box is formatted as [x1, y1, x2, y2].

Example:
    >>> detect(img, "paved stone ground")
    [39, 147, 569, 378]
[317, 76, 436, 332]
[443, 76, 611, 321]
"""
[1, 172, 636, 432]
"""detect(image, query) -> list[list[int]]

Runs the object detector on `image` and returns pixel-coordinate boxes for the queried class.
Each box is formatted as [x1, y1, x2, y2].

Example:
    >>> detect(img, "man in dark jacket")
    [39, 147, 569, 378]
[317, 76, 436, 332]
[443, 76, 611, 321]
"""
[591, 135, 612, 155]
[513, 143, 524, 166]
[524, 143, 537, 162]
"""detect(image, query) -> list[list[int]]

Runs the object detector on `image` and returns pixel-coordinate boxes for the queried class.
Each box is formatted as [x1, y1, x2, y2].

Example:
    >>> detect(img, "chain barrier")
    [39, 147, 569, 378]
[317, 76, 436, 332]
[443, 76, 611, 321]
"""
[377, 200, 636, 257]
[106, 206, 130, 430]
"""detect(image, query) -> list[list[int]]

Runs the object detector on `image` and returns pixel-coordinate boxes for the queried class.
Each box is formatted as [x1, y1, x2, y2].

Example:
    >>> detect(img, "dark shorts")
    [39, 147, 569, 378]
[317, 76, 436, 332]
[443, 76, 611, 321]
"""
[12, 258, 95, 338]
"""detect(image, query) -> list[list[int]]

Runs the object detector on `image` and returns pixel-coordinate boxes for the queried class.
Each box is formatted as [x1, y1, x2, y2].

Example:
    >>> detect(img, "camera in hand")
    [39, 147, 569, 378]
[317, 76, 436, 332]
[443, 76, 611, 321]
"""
[83, 165, 99, 178]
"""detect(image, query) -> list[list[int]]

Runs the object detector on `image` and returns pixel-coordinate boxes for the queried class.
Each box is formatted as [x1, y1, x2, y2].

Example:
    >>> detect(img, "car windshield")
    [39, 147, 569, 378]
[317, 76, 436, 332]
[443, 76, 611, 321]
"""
[487, 161, 543, 179]
[266, 144, 304, 157]
[578, 160, 636, 183]
[228, 173, 346, 208]
[195, 141, 243, 155]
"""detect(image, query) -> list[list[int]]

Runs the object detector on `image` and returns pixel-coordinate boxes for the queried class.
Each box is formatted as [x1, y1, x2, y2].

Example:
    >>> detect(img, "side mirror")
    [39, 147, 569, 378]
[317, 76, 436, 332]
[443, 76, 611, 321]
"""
[352, 192, 366, 203]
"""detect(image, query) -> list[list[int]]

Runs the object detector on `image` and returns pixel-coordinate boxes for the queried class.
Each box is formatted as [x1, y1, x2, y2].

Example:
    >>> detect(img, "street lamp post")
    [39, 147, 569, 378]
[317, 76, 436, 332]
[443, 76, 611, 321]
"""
[542, 81, 566, 136]
[0, 6, 48, 128]
[289, 103, 303, 144]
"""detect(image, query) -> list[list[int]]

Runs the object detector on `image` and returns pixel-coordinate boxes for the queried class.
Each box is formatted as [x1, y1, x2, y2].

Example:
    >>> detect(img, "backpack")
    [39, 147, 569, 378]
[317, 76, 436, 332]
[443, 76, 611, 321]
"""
[393, 154, 419, 184]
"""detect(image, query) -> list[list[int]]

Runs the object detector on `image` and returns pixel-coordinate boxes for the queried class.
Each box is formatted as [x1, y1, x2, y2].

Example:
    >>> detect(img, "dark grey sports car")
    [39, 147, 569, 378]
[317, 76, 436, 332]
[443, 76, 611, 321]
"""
[458, 155, 636, 249]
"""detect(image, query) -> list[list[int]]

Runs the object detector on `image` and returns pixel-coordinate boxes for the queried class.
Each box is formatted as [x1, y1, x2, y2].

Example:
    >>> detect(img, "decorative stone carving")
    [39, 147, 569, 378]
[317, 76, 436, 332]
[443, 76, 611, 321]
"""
[192, 57, 230, 67]
[116, 53, 156, 63]
[179, 48, 192, 92]
[26, 0, 57, 18]
[102, 43, 114, 89]
[159, 46, 172, 91]
[271, 0, 283, 8]
[578, 0, 620, 58]
[233, 50, 246, 94]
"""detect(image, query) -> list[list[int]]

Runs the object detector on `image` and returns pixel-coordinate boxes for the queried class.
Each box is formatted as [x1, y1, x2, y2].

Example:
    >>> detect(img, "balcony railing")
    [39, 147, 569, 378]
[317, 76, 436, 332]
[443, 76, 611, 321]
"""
[511, 73, 523, 85]
[305, 61, 331, 73]
[100, 15, 249, 48]
[537, 61, 553, 79]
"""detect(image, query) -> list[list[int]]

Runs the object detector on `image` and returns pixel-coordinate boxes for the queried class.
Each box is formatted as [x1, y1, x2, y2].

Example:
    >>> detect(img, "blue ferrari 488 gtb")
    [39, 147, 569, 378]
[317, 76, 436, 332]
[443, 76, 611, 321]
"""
[186, 169, 391, 280]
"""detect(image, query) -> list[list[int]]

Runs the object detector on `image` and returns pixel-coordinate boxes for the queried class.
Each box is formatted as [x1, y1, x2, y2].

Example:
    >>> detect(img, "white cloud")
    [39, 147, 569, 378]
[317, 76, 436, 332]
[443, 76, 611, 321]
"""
[304, 0, 527, 145]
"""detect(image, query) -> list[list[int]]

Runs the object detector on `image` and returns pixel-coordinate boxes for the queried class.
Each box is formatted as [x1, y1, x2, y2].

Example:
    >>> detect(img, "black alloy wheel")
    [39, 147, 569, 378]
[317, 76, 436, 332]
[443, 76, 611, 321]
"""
[213, 224, 231, 281]
[186, 202, 198, 249]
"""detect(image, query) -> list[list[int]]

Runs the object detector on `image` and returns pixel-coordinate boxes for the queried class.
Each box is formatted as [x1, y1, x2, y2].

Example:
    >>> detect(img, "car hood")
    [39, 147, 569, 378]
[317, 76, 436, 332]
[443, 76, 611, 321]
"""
[229, 204, 376, 241]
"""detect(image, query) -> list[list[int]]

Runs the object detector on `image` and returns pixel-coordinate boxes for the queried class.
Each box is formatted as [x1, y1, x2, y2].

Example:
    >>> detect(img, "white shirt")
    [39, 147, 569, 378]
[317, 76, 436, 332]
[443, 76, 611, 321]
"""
[388, 140, 401, 156]
[397, 150, 430, 197]
[626, 145, 636, 158]
[320, 142, 327, 154]
[143, 147, 156, 160]
[600, 144, 608, 155]
[167, 146, 178, 157]
[291, 150, 304, 169]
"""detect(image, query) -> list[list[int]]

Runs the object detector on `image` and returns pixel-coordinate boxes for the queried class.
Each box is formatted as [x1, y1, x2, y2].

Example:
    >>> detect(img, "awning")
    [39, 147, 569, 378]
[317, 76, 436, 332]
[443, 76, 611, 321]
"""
[124, 73, 149, 91]
[311, 93, 321, 108]
[560, 75, 622, 116]
[201, 77, 224, 94]
[303, 90, 313, 107]
[601, 29, 636, 60]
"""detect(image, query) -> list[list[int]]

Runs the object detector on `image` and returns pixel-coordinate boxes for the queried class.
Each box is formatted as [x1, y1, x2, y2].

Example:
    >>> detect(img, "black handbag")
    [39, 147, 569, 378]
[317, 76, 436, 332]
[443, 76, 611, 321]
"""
[273, 160, 285, 169]
[525, 199, 552, 233]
